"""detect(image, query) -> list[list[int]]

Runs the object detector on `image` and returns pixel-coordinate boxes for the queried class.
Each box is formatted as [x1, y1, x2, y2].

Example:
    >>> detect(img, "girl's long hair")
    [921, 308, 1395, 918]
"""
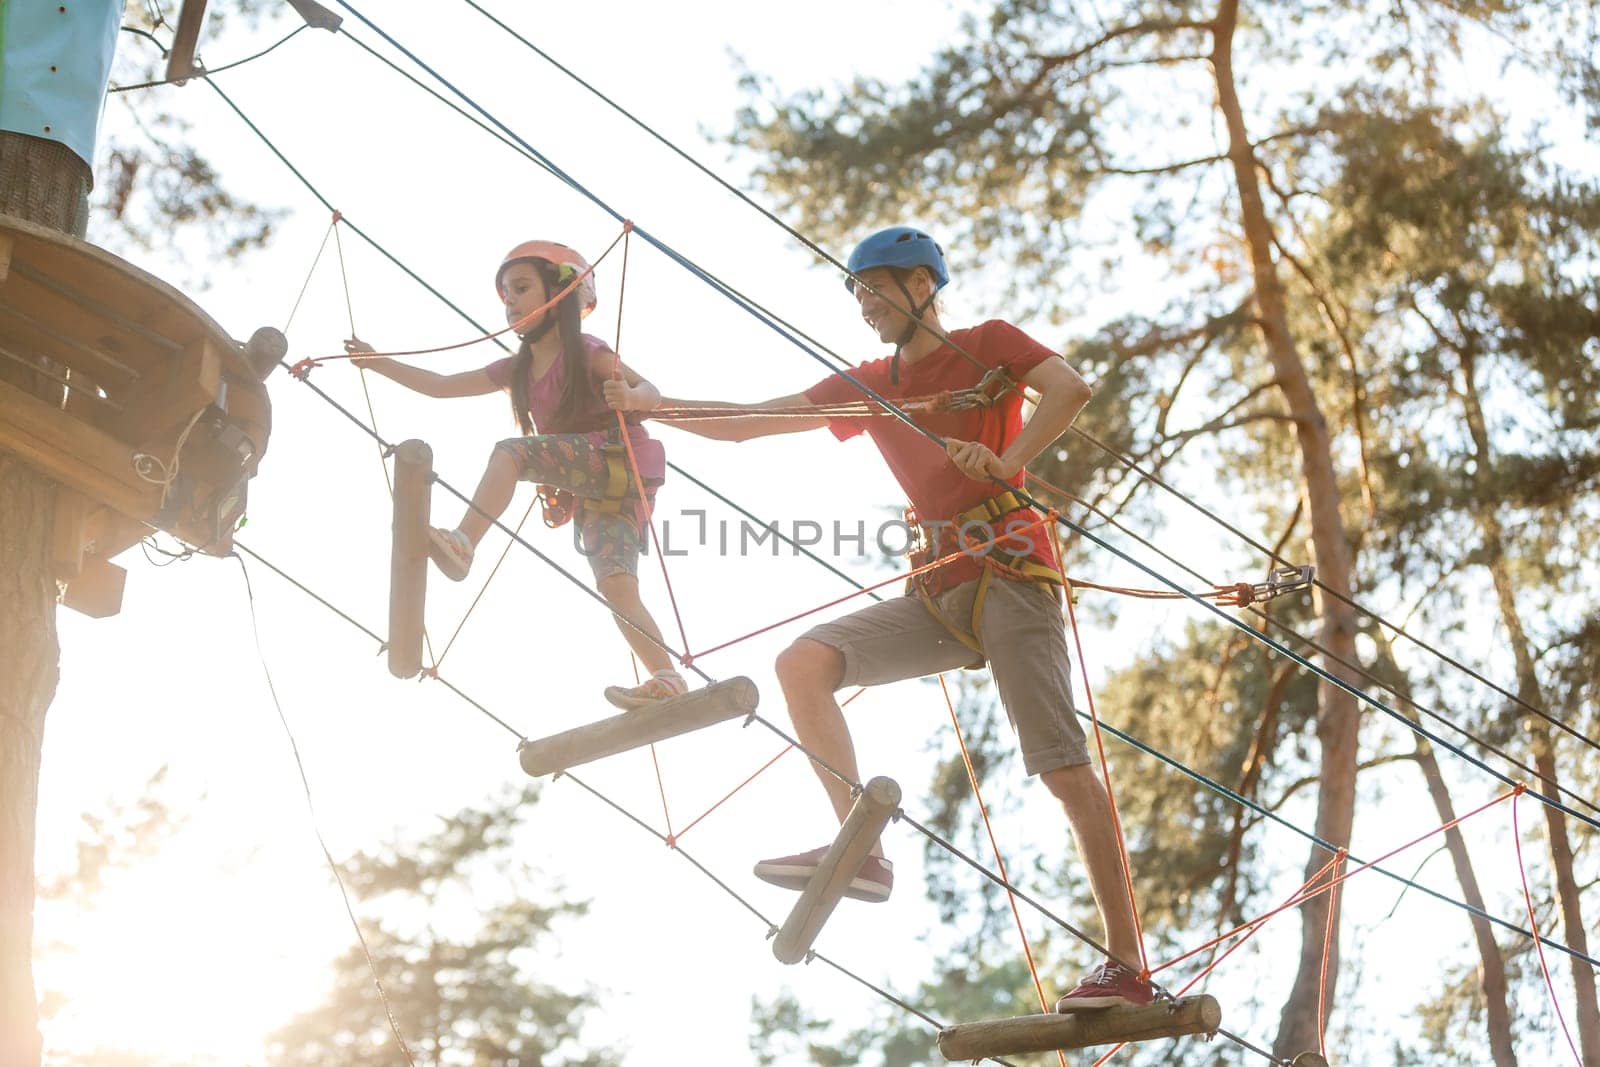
[507, 260, 595, 436]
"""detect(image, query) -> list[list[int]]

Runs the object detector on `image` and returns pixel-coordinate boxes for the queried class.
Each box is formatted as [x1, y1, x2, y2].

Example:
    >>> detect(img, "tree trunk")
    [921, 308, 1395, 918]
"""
[1459, 354, 1600, 1065]
[1369, 632, 1518, 1063]
[1209, 4, 1365, 1058]
[0, 131, 89, 1067]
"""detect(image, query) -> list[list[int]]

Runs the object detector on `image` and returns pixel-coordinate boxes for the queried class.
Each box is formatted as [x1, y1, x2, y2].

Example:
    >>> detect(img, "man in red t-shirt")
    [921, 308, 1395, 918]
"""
[656, 226, 1152, 1010]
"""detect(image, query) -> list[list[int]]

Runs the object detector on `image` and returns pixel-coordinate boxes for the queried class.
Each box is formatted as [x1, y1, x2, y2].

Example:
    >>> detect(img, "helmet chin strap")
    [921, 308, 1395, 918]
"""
[889, 276, 936, 385]
[517, 314, 556, 344]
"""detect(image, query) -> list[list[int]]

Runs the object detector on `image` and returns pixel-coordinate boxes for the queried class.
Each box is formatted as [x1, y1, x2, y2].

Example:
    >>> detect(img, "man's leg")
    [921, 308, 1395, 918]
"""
[774, 639, 859, 820]
[1039, 763, 1141, 965]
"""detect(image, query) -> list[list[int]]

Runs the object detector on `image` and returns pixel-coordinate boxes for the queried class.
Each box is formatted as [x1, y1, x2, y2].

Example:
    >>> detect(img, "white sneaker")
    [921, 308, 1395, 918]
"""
[427, 527, 474, 582]
[603, 670, 688, 711]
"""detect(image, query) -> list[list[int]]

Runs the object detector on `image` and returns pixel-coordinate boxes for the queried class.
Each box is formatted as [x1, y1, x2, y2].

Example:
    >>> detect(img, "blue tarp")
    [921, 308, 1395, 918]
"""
[0, 1, 122, 168]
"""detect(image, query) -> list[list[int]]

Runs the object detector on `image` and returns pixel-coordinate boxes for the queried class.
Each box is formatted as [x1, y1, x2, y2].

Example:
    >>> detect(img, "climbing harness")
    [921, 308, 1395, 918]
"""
[537, 434, 662, 529]
[905, 489, 1066, 661]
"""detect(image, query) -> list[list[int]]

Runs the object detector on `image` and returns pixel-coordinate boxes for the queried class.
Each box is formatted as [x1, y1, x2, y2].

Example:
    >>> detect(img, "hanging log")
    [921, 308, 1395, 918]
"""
[517, 676, 759, 777]
[388, 440, 431, 679]
[772, 775, 900, 964]
[936, 995, 1221, 1060]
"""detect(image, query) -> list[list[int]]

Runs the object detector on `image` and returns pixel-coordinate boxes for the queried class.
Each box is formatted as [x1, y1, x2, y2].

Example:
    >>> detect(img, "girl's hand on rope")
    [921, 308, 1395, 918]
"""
[343, 337, 383, 367]
[603, 378, 656, 412]
[946, 438, 1018, 481]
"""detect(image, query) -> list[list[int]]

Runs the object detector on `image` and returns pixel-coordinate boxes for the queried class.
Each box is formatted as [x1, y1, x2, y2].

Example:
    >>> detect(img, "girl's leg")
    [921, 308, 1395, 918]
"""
[457, 445, 522, 547]
[596, 572, 674, 676]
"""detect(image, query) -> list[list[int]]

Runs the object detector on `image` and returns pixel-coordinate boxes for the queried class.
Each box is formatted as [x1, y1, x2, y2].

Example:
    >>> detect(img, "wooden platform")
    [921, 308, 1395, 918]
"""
[0, 213, 277, 613]
[517, 676, 759, 777]
[936, 995, 1221, 1060]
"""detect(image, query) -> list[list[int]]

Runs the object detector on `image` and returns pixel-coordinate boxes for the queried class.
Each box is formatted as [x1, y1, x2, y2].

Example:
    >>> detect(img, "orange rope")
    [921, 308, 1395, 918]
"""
[1513, 785, 1582, 1066]
[1153, 786, 1518, 975]
[668, 688, 869, 844]
[1317, 848, 1348, 1062]
[1091, 852, 1348, 1067]
[431, 498, 537, 670]
[288, 223, 630, 376]
[937, 674, 1067, 1067]
[607, 227, 694, 665]
[683, 515, 1054, 664]
[1057, 516, 1149, 978]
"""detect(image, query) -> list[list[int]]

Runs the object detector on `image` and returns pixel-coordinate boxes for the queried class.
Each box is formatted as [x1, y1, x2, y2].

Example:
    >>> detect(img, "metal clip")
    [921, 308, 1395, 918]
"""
[1252, 564, 1314, 602]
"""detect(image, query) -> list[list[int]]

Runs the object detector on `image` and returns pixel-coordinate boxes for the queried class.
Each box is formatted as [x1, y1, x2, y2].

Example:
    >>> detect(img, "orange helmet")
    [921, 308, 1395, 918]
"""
[495, 240, 597, 317]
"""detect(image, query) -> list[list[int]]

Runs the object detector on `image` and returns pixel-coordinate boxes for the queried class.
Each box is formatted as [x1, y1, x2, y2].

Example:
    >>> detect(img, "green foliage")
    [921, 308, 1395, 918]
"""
[93, 2, 287, 276]
[266, 785, 617, 1067]
[728, 0, 1597, 1061]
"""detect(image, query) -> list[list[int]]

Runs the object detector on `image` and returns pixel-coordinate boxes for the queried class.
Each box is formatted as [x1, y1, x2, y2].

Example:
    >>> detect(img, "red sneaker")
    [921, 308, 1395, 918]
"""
[1054, 962, 1156, 1012]
[753, 845, 894, 903]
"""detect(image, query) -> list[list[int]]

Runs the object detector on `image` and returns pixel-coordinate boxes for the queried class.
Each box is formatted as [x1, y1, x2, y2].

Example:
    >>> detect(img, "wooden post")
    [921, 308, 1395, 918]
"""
[388, 440, 431, 679]
[936, 996, 1222, 1060]
[1291, 1054, 1329, 1067]
[517, 676, 759, 777]
[772, 775, 900, 965]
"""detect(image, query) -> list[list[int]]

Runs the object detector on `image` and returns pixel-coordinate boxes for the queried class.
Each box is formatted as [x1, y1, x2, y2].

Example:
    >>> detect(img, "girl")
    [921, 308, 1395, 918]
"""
[345, 239, 685, 710]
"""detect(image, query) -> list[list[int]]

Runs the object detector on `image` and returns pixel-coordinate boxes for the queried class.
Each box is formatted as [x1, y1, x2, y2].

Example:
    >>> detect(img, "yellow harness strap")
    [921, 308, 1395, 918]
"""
[910, 490, 1066, 663]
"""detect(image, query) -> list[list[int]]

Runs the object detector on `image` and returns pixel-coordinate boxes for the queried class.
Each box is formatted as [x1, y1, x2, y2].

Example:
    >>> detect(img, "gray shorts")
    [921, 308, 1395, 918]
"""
[800, 576, 1090, 775]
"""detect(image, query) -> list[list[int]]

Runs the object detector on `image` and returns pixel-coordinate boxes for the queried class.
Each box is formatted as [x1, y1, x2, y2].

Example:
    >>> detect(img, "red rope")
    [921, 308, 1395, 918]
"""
[1058, 514, 1149, 978]
[684, 515, 1054, 663]
[670, 688, 866, 843]
[1317, 848, 1348, 1061]
[937, 674, 1067, 1067]
[607, 258, 694, 664]
[1513, 785, 1582, 1066]
[1153, 786, 1518, 975]
[1092, 853, 1348, 1067]
[288, 224, 629, 376]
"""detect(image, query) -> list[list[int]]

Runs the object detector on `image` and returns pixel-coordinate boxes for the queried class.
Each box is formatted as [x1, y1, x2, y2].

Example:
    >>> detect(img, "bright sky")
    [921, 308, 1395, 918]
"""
[31, 2, 1589, 1065]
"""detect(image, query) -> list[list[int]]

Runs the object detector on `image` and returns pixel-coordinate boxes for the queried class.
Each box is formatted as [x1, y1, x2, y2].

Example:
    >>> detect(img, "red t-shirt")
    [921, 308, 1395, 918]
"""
[804, 319, 1062, 595]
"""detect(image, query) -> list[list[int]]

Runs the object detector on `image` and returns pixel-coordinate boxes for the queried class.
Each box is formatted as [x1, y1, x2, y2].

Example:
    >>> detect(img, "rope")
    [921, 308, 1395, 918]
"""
[1152, 786, 1518, 976]
[1513, 788, 1583, 1066]
[231, 554, 417, 1066]
[1316, 848, 1347, 1062]
[937, 674, 1067, 1067]
[1059, 521, 1149, 978]
[196, 37, 1600, 1055]
[286, 224, 629, 377]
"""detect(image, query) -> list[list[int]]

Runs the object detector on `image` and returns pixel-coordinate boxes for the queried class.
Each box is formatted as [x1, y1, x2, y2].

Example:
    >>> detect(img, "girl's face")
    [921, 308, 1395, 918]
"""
[501, 261, 552, 334]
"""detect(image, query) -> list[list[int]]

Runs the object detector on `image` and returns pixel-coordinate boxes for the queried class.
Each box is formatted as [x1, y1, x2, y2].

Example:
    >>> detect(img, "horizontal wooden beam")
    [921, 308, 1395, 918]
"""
[518, 676, 759, 777]
[0, 377, 158, 521]
[773, 775, 900, 965]
[936, 996, 1221, 1060]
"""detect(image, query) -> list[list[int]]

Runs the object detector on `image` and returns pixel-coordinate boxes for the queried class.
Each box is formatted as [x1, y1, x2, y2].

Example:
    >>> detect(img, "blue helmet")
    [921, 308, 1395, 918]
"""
[845, 226, 949, 293]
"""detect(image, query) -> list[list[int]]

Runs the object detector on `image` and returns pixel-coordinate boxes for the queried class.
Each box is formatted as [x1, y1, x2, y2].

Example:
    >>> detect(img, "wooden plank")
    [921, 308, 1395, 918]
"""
[60, 557, 127, 619]
[388, 440, 431, 679]
[936, 996, 1222, 1060]
[166, 0, 210, 85]
[518, 676, 760, 777]
[0, 378, 159, 520]
[111, 335, 221, 442]
[773, 775, 900, 965]
[51, 488, 90, 582]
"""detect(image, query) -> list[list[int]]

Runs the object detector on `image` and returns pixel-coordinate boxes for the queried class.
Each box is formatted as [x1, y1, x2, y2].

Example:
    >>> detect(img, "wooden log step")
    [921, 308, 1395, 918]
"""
[517, 676, 759, 777]
[772, 775, 901, 965]
[936, 995, 1221, 1060]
